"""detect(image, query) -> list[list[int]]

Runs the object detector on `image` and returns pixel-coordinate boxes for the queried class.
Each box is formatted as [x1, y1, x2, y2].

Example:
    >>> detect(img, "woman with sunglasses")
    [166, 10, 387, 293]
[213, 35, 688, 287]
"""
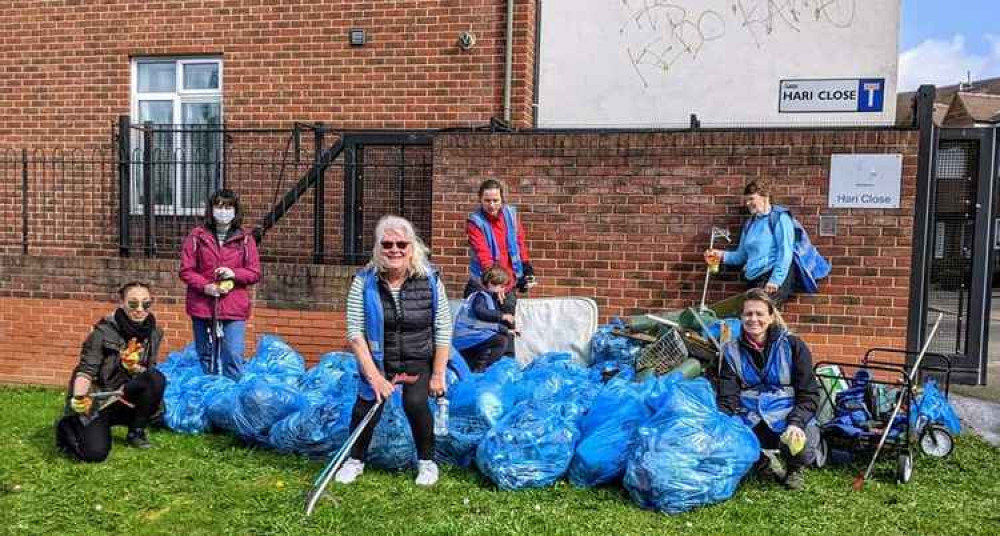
[465, 178, 535, 301]
[716, 289, 820, 490]
[179, 189, 261, 379]
[56, 281, 166, 462]
[336, 215, 452, 487]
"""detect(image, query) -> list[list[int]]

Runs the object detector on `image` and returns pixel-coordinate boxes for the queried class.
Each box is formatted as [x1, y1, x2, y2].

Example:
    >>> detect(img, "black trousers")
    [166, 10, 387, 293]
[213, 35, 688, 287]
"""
[747, 267, 798, 308]
[55, 368, 166, 463]
[460, 333, 514, 372]
[348, 371, 434, 461]
[753, 421, 820, 471]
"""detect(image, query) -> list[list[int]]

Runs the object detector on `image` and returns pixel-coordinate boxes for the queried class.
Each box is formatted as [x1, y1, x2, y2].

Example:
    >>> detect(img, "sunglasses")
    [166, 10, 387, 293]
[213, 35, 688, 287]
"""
[380, 241, 410, 251]
[126, 300, 154, 311]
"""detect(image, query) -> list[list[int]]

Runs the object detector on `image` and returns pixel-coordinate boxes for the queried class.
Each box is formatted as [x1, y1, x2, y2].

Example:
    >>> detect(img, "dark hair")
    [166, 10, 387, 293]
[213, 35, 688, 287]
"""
[743, 180, 772, 198]
[118, 281, 151, 300]
[481, 266, 511, 287]
[477, 178, 506, 202]
[203, 189, 243, 230]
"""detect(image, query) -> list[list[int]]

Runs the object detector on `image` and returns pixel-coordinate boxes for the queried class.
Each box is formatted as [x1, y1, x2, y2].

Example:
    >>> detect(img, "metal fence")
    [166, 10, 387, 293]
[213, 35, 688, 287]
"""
[0, 120, 436, 265]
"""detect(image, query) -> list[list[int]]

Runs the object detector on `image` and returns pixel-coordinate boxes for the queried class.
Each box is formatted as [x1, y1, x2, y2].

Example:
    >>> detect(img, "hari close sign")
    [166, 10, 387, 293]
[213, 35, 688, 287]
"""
[779, 79, 886, 113]
[828, 154, 902, 209]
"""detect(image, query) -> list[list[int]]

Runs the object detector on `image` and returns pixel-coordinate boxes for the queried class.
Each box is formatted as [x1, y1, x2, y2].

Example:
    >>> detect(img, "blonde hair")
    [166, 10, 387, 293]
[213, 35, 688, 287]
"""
[368, 215, 431, 278]
[743, 288, 787, 330]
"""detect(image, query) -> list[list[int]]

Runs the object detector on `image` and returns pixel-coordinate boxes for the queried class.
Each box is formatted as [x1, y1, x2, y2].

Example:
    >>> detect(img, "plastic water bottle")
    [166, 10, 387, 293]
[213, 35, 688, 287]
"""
[434, 397, 449, 436]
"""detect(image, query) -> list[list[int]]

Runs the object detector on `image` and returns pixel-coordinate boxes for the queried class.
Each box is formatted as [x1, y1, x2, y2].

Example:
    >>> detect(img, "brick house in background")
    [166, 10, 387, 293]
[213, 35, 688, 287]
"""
[0, 1, 954, 386]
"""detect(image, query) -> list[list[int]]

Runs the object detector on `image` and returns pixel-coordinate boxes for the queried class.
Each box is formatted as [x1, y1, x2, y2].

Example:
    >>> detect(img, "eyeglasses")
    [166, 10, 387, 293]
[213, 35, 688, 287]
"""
[126, 300, 154, 311]
[380, 240, 410, 251]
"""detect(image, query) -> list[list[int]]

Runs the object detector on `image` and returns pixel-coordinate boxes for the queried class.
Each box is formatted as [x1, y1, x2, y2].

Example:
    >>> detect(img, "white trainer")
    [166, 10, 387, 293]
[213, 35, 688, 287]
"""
[415, 460, 439, 487]
[334, 458, 365, 484]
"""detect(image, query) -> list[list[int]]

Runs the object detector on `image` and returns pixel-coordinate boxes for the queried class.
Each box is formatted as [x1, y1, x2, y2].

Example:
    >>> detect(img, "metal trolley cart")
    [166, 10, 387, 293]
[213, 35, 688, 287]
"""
[813, 347, 955, 484]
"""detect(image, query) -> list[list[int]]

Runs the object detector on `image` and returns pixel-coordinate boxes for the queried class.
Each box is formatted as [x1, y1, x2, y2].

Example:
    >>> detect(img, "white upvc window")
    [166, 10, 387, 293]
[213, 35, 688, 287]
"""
[130, 58, 224, 215]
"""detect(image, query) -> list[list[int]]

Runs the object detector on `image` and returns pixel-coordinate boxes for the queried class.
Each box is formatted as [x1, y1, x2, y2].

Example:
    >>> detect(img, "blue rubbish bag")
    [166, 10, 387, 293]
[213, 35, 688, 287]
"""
[366, 391, 417, 470]
[266, 352, 360, 455]
[476, 398, 584, 490]
[231, 377, 306, 444]
[206, 387, 241, 434]
[435, 358, 524, 467]
[624, 377, 760, 514]
[268, 397, 353, 456]
[242, 334, 306, 385]
[159, 343, 202, 388]
[164, 374, 236, 434]
[568, 376, 651, 487]
[590, 319, 644, 369]
[911, 378, 961, 435]
[298, 352, 359, 405]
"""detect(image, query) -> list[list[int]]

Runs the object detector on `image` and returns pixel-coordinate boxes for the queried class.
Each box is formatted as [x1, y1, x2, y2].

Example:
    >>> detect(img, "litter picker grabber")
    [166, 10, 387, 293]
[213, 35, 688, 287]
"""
[208, 295, 223, 375]
[852, 312, 944, 491]
[78, 389, 134, 426]
[304, 373, 419, 516]
[700, 227, 731, 311]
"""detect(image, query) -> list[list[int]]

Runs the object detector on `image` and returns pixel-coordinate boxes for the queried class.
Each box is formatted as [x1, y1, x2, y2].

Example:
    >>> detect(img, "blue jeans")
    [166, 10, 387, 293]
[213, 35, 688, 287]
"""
[192, 318, 246, 380]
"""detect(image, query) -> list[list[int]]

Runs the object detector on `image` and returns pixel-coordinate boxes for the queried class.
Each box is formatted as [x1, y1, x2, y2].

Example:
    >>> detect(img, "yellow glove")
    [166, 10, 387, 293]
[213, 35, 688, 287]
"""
[781, 425, 807, 456]
[218, 280, 234, 292]
[121, 339, 143, 374]
[70, 395, 92, 414]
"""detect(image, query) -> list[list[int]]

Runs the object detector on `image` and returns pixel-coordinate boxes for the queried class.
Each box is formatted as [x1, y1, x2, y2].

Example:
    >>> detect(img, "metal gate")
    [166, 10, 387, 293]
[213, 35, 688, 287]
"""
[342, 133, 435, 264]
[909, 101, 997, 384]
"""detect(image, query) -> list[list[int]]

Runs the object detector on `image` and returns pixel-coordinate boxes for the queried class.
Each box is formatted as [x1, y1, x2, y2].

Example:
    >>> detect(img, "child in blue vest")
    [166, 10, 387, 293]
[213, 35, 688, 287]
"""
[453, 266, 517, 372]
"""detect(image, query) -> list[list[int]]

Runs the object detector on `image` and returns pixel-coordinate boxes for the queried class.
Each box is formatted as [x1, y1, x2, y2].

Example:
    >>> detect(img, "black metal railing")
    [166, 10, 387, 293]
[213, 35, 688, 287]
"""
[3, 121, 436, 263]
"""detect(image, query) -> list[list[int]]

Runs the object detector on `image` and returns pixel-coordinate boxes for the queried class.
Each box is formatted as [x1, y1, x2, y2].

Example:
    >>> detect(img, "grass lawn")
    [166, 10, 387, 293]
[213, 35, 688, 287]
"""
[1, 385, 998, 536]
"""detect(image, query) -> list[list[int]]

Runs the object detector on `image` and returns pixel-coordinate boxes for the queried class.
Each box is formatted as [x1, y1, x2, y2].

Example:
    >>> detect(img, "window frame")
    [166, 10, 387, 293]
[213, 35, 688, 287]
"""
[130, 57, 224, 216]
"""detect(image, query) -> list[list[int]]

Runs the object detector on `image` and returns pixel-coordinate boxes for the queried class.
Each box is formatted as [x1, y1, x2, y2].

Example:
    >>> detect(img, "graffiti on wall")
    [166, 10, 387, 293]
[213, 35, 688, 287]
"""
[622, 0, 857, 87]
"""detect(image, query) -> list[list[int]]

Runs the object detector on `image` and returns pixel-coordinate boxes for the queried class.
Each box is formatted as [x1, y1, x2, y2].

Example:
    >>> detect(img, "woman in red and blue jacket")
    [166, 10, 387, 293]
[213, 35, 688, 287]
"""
[465, 178, 535, 304]
[179, 189, 261, 379]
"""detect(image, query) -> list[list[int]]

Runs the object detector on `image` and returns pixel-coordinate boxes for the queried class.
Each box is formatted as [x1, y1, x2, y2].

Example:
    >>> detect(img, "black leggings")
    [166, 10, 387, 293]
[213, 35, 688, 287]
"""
[56, 368, 166, 463]
[747, 267, 798, 308]
[460, 333, 514, 372]
[348, 371, 433, 461]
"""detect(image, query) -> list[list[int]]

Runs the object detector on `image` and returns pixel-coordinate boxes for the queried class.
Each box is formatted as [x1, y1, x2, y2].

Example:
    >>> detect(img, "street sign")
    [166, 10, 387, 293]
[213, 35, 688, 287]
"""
[780, 78, 886, 113]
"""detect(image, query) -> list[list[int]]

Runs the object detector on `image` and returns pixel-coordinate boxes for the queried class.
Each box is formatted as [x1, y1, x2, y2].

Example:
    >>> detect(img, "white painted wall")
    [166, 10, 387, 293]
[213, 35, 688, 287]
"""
[537, 0, 900, 127]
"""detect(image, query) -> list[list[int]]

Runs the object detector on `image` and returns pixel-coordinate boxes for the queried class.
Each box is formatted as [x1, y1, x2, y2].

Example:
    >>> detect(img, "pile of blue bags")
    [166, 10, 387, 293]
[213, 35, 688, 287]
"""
[160, 327, 765, 514]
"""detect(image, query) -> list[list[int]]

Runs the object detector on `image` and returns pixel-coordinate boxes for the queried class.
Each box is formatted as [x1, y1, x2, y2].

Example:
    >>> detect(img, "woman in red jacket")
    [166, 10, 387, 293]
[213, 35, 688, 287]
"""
[465, 178, 535, 301]
[179, 189, 261, 379]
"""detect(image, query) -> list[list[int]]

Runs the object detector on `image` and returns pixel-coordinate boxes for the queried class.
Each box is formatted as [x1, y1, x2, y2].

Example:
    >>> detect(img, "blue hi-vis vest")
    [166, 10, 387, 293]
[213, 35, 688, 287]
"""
[468, 206, 524, 280]
[358, 265, 439, 400]
[723, 329, 795, 433]
[749, 205, 831, 294]
[452, 290, 503, 351]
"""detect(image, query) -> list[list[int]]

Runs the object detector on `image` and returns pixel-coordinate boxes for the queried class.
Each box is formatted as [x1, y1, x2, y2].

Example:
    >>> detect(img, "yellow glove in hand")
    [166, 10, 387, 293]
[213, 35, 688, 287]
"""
[218, 280, 234, 292]
[70, 395, 92, 414]
[781, 425, 807, 456]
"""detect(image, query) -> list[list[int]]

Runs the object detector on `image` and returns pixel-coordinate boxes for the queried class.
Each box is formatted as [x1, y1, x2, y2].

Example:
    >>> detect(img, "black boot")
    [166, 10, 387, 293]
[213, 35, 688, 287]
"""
[126, 428, 152, 449]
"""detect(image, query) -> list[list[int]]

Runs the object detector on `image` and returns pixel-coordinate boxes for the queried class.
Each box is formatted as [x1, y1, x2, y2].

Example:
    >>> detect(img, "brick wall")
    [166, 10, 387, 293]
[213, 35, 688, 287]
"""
[0, 0, 536, 147]
[0, 0, 539, 259]
[1, 127, 923, 386]
[431, 129, 920, 363]
[0, 255, 353, 386]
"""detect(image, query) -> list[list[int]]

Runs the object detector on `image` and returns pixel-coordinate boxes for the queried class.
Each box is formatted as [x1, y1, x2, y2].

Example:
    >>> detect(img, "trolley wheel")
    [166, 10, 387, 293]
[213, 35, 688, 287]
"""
[919, 425, 954, 458]
[814, 437, 828, 468]
[896, 453, 913, 484]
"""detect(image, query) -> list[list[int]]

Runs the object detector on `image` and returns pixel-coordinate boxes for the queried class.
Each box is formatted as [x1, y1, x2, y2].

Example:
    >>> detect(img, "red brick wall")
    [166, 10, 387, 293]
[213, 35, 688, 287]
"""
[431, 130, 920, 363]
[0, 0, 539, 259]
[0, 255, 352, 386]
[0, 0, 536, 147]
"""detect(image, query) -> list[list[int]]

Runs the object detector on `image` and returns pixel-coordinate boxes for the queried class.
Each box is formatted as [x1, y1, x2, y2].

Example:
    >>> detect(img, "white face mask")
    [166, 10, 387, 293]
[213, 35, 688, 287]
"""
[213, 207, 235, 226]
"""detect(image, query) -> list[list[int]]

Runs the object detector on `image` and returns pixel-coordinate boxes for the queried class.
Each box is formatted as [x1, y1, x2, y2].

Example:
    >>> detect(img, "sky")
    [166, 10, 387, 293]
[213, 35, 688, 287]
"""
[898, 0, 1000, 90]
